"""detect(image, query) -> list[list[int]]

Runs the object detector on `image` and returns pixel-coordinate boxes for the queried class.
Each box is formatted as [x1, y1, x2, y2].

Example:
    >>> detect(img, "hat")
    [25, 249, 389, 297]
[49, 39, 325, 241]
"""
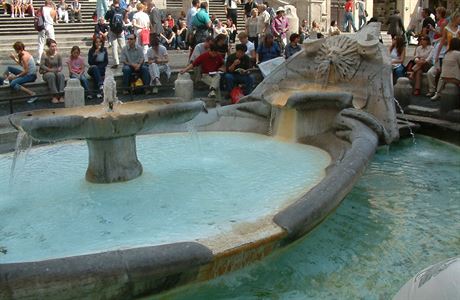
[276, 6, 285, 13]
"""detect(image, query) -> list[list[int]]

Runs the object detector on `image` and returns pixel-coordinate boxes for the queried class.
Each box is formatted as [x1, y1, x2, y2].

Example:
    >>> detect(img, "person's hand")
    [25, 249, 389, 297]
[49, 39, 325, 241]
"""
[133, 64, 140, 71]
[179, 69, 186, 74]
[233, 59, 241, 65]
[9, 53, 16, 60]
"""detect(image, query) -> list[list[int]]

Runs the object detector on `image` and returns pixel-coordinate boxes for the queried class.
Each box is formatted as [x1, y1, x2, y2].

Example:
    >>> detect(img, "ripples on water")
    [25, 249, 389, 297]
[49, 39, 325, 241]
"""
[155, 136, 460, 300]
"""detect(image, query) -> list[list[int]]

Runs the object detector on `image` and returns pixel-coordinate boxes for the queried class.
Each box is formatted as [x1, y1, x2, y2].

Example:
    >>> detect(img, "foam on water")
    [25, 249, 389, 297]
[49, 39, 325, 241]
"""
[155, 136, 460, 300]
[0, 132, 330, 263]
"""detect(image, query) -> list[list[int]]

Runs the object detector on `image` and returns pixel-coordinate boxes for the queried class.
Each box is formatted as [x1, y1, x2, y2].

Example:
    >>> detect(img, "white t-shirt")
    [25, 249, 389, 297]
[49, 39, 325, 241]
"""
[244, 40, 255, 56]
[190, 42, 206, 62]
[147, 45, 168, 64]
[186, 7, 197, 29]
[42, 6, 54, 27]
[225, 0, 238, 9]
[133, 11, 150, 29]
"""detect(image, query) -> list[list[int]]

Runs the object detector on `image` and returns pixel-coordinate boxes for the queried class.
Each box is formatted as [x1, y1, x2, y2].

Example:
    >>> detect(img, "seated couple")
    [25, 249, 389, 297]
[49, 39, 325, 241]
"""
[121, 34, 170, 94]
[180, 44, 253, 99]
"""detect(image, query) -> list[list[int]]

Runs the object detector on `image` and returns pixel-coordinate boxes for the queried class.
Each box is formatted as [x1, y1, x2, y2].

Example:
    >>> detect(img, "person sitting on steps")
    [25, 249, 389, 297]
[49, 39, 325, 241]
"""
[120, 33, 150, 95]
[180, 43, 225, 98]
[1, 41, 38, 103]
[39, 39, 65, 104]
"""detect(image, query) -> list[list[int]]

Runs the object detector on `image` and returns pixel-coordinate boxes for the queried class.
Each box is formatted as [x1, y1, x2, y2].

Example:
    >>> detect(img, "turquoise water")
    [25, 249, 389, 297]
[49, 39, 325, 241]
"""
[0, 132, 330, 263]
[153, 136, 460, 300]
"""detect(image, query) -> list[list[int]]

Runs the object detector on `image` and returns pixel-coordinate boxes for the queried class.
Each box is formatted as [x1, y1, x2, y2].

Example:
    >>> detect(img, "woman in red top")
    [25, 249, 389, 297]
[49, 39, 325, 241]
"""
[430, 7, 448, 42]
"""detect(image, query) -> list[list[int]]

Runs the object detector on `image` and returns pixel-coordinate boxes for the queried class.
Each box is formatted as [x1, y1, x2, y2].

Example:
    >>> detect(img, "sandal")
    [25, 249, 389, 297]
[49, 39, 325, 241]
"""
[51, 98, 59, 104]
[413, 89, 420, 96]
[59, 97, 65, 103]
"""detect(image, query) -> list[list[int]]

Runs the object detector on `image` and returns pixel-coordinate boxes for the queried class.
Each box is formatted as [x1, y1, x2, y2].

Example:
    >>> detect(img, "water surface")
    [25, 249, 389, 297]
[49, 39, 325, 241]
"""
[153, 136, 460, 300]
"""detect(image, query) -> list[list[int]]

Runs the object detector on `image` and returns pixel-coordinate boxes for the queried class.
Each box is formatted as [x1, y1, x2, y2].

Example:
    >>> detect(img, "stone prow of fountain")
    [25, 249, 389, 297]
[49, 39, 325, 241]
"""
[9, 100, 206, 183]
[242, 22, 399, 145]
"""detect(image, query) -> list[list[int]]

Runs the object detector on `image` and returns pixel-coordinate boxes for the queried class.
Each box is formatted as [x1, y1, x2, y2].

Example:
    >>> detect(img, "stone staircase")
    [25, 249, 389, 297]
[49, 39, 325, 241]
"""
[0, 0, 96, 65]
[208, 0, 246, 32]
[165, 0, 183, 10]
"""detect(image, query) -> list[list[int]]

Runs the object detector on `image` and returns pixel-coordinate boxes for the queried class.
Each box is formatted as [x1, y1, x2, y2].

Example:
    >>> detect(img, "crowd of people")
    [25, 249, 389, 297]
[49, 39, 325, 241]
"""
[388, 7, 460, 101]
[3, 0, 457, 105]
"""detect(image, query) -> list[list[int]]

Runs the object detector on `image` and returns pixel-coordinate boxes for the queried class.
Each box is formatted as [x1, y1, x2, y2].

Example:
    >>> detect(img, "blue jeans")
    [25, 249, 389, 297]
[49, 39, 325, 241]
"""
[7, 66, 37, 91]
[122, 64, 150, 88]
[224, 73, 254, 95]
[70, 73, 89, 91]
[392, 64, 406, 85]
[343, 12, 357, 32]
[88, 65, 105, 88]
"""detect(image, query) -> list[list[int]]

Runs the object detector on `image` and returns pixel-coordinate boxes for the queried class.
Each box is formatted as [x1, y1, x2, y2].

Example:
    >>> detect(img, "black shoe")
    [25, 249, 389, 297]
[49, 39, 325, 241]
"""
[111, 65, 118, 69]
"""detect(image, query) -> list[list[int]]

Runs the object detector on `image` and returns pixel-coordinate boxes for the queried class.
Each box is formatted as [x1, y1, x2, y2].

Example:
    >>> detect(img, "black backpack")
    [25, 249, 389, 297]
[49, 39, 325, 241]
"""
[34, 8, 45, 31]
[110, 8, 124, 34]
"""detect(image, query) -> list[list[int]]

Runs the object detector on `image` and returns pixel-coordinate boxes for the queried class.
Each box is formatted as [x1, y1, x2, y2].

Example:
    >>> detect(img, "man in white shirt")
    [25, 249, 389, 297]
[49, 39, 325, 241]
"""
[189, 36, 213, 63]
[146, 37, 171, 90]
[37, 0, 56, 64]
[237, 32, 255, 60]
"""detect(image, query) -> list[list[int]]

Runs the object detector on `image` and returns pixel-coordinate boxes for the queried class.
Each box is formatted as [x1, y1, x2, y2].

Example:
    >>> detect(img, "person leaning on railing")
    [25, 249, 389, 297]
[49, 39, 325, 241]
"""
[1, 41, 38, 103]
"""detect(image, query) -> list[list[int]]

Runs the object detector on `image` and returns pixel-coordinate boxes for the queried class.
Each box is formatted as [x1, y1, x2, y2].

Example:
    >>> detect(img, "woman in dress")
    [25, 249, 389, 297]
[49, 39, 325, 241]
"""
[39, 39, 65, 104]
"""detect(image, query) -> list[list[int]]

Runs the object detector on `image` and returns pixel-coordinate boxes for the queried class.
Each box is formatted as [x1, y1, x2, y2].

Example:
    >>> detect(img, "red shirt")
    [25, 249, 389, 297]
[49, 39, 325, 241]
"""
[192, 51, 224, 74]
[345, 1, 353, 12]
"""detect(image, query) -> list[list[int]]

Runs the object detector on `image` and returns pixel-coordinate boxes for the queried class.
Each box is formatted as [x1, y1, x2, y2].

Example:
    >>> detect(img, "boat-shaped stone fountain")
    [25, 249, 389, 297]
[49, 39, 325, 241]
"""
[0, 23, 399, 299]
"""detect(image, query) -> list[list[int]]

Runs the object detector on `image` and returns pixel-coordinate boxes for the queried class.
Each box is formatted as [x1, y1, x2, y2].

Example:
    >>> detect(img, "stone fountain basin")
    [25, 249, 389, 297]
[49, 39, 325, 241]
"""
[0, 101, 381, 299]
[9, 99, 205, 141]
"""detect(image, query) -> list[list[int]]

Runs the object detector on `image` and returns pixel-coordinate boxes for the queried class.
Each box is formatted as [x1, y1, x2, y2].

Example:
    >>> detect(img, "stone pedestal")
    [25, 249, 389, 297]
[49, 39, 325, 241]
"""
[440, 83, 460, 116]
[175, 73, 194, 101]
[393, 77, 412, 112]
[64, 78, 85, 108]
[86, 136, 143, 183]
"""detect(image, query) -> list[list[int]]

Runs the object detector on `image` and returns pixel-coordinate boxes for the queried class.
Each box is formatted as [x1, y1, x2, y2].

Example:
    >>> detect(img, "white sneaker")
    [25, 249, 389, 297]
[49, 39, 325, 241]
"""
[3, 79, 9, 86]
[154, 78, 161, 86]
[96, 93, 103, 99]
[430, 93, 440, 101]
[208, 90, 216, 98]
[152, 87, 158, 94]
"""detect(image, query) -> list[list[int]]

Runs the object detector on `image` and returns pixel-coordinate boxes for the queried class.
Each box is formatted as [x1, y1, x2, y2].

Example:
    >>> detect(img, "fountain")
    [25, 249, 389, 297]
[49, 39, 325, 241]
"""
[0, 23, 411, 299]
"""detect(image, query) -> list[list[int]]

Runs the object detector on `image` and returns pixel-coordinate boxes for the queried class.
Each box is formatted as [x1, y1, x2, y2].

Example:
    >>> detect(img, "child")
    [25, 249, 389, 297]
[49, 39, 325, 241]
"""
[66, 46, 92, 99]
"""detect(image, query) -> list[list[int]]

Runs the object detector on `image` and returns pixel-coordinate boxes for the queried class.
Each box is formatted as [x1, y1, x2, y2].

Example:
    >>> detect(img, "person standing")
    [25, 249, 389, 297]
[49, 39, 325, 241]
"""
[186, 0, 200, 46]
[96, 0, 108, 19]
[224, 0, 239, 28]
[244, 0, 257, 19]
[271, 7, 289, 48]
[257, 4, 270, 41]
[192, 2, 212, 46]
[105, 0, 127, 69]
[386, 9, 405, 39]
[37, 0, 56, 64]
[342, 0, 357, 32]
[246, 7, 258, 49]
[355, 0, 366, 30]
[147, 0, 163, 40]
[132, 2, 150, 57]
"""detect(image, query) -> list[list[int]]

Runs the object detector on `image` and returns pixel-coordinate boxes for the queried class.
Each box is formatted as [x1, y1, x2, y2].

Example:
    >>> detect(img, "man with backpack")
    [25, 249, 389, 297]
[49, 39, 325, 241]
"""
[36, 0, 56, 64]
[105, 0, 127, 69]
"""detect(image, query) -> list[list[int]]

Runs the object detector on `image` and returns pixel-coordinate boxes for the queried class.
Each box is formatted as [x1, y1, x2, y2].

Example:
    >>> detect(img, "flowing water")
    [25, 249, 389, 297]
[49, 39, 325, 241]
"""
[0, 132, 330, 263]
[153, 136, 460, 300]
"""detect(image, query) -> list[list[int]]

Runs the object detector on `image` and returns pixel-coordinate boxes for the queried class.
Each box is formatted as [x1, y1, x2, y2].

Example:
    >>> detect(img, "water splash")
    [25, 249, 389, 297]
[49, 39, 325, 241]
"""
[393, 98, 416, 144]
[186, 121, 202, 155]
[268, 108, 276, 136]
[10, 129, 33, 182]
[102, 70, 122, 112]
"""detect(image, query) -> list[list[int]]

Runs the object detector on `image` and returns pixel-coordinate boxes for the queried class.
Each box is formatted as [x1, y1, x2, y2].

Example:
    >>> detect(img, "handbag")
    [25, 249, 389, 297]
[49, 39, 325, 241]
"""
[140, 28, 150, 46]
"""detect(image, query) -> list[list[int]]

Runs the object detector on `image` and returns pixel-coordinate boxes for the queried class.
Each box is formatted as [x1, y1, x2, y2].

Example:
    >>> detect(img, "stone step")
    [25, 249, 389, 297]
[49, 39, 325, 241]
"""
[405, 105, 440, 118]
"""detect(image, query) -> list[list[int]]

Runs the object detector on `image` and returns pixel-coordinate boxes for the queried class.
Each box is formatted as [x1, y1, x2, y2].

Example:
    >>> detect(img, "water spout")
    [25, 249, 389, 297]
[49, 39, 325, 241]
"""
[393, 97, 416, 144]
[102, 70, 122, 112]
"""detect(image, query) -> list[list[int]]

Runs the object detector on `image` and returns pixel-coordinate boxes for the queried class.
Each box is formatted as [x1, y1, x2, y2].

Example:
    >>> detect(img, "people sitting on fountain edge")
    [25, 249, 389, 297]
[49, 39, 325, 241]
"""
[88, 37, 108, 99]
[1, 41, 38, 103]
[225, 43, 254, 97]
[256, 34, 281, 64]
[66, 46, 92, 100]
[285, 33, 301, 59]
[121, 33, 150, 94]
[180, 43, 225, 98]
[39, 38, 66, 104]
[146, 37, 171, 92]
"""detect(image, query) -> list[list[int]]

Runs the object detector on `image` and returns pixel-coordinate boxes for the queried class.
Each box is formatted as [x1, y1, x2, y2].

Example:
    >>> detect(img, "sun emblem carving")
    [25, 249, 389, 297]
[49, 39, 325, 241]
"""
[315, 35, 360, 83]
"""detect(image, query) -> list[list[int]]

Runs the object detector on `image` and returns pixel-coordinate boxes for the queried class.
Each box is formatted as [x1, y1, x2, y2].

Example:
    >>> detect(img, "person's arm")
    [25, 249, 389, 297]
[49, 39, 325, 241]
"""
[56, 55, 63, 72]
[9, 52, 20, 65]
[227, 57, 239, 72]
[180, 62, 194, 74]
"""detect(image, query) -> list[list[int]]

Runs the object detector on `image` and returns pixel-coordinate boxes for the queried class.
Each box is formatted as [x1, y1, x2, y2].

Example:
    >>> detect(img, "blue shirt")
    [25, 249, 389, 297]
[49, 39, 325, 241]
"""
[257, 43, 281, 62]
